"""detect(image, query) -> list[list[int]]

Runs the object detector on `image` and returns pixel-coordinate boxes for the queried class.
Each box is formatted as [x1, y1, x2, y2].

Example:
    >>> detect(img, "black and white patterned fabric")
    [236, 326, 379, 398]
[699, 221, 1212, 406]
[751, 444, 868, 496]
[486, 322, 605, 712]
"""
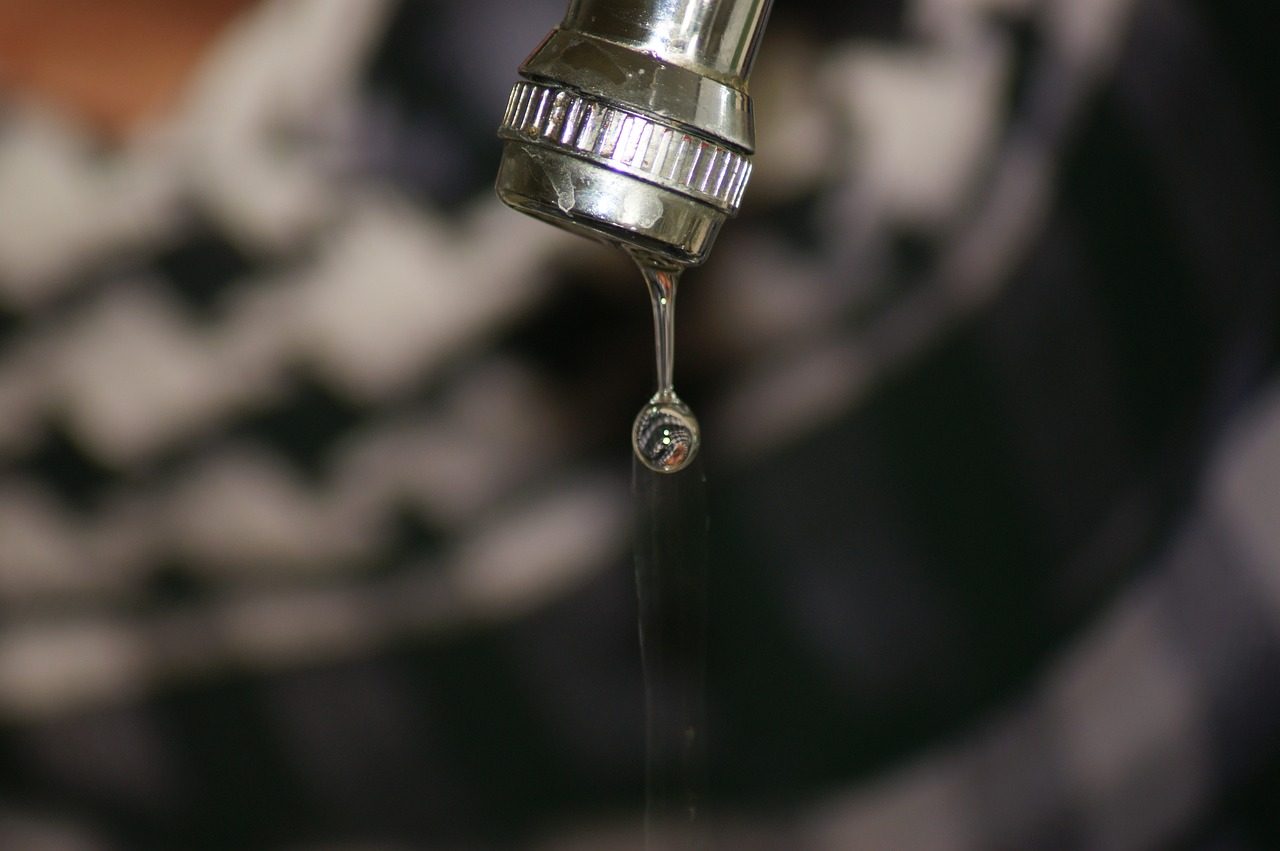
[1, 0, 1278, 848]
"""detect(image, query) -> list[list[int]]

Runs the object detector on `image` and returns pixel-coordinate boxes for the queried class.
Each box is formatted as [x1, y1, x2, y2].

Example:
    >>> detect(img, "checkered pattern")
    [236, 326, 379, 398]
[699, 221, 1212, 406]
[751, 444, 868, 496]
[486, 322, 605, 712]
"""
[1, 0, 1278, 848]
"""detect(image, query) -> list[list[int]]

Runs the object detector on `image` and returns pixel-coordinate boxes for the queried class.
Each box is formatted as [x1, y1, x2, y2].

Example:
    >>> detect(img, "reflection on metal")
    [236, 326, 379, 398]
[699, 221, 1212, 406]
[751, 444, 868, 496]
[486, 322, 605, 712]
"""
[496, 0, 774, 267]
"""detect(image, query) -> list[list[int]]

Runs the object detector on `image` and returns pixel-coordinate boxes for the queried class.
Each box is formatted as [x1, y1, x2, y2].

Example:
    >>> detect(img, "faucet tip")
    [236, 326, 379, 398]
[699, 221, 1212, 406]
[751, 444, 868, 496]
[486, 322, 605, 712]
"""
[496, 81, 749, 266]
[495, 8, 769, 267]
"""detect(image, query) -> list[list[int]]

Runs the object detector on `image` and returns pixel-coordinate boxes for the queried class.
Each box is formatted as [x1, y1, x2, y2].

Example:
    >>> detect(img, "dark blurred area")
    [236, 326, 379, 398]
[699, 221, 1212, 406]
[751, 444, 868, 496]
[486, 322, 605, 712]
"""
[1, 0, 1279, 849]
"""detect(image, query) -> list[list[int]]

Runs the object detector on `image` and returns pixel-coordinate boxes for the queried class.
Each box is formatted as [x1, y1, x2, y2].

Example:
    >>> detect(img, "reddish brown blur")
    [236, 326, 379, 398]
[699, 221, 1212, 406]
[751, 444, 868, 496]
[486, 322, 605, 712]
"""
[0, 0, 258, 138]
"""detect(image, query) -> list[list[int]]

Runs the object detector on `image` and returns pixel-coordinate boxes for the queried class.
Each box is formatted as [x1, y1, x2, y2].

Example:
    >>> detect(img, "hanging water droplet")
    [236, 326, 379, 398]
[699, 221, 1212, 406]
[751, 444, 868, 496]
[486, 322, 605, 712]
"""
[633, 390, 701, 473]
[629, 254, 701, 473]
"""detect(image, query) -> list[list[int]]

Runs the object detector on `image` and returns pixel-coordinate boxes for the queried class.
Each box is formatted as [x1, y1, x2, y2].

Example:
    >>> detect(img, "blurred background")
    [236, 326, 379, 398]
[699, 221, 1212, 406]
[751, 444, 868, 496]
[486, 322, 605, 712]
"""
[1, 0, 1279, 848]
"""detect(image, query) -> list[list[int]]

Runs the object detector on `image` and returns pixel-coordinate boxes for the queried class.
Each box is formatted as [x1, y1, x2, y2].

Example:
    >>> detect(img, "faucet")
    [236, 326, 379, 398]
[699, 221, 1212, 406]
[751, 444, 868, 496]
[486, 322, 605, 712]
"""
[496, 0, 775, 268]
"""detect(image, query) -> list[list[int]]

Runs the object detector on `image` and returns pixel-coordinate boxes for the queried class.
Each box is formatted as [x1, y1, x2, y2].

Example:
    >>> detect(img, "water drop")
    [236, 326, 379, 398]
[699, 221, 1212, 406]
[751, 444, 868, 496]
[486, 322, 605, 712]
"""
[633, 390, 701, 473]
[629, 255, 701, 473]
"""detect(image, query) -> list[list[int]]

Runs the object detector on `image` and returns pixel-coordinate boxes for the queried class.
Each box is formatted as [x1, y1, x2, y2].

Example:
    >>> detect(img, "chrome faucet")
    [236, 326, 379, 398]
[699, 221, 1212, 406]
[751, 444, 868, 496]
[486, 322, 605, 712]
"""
[496, 0, 774, 268]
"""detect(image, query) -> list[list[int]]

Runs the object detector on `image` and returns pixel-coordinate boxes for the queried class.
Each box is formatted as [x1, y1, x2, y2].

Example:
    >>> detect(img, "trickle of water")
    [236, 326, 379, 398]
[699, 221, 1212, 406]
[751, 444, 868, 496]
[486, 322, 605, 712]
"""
[632, 258, 701, 474]
[628, 252, 709, 850]
[633, 452, 708, 850]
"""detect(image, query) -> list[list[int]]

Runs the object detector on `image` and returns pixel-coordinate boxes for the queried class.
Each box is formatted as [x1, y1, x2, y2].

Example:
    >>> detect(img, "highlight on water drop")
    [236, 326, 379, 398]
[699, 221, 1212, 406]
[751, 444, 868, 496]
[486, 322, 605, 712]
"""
[633, 390, 701, 474]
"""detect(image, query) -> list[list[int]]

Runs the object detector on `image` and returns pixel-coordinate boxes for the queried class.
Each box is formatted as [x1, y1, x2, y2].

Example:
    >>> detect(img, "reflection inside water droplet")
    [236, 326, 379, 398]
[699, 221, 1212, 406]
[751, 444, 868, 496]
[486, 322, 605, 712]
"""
[629, 254, 700, 473]
[633, 391, 701, 473]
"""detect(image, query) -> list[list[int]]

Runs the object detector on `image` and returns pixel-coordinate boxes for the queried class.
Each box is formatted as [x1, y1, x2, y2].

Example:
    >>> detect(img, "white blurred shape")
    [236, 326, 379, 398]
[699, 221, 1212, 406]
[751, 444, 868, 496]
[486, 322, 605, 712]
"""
[0, 621, 147, 718]
[0, 485, 158, 602]
[0, 485, 85, 596]
[453, 477, 629, 621]
[218, 586, 386, 669]
[1048, 588, 1210, 851]
[0, 111, 178, 306]
[1047, 0, 1139, 70]
[170, 448, 374, 573]
[295, 193, 558, 400]
[749, 32, 840, 199]
[56, 286, 236, 465]
[913, 0, 1044, 41]
[178, 0, 394, 250]
[826, 35, 1007, 226]
[337, 360, 565, 529]
[717, 338, 872, 459]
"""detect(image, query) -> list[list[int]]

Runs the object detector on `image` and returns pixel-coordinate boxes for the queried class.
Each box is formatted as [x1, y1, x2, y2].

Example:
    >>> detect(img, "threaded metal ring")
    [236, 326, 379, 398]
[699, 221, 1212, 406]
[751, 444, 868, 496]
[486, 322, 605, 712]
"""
[499, 81, 752, 215]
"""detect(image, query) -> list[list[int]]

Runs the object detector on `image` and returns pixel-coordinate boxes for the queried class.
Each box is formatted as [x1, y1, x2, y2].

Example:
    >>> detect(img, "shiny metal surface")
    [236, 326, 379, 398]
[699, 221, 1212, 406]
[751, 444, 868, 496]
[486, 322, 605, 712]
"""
[496, 141, 724, 267]
[496, 0, 773, 267]
[519, 30, 755, 151]
[562, 0, 773, 84]
[500, 82, 752, 213]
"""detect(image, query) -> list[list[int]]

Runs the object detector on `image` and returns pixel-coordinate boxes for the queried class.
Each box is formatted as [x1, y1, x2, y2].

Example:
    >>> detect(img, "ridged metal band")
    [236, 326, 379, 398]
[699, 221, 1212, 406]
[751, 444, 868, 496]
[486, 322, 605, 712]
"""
[499, 81, 752, 215]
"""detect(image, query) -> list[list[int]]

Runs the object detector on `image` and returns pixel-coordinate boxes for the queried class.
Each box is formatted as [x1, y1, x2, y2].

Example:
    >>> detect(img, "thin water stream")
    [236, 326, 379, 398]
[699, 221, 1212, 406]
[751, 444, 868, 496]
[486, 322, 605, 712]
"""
[633, 452, 709, 849]
[630, 253, 710, 849]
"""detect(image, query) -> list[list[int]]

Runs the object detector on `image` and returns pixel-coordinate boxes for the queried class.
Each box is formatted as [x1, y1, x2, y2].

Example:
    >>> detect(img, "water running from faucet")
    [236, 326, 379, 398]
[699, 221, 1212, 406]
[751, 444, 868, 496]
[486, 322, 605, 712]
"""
[633, 452, 709, 850]
[630, 252, 709, 849]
